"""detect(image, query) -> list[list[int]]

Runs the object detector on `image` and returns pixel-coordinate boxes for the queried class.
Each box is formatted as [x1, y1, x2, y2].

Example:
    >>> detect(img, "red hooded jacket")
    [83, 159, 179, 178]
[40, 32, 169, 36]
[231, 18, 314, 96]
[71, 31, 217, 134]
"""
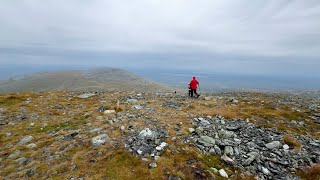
[189, 77, 199, 90]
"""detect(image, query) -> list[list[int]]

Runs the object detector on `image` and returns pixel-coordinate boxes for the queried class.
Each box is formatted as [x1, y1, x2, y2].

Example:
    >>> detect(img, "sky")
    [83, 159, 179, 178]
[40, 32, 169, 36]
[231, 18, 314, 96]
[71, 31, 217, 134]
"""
[0, 0, 320, 77]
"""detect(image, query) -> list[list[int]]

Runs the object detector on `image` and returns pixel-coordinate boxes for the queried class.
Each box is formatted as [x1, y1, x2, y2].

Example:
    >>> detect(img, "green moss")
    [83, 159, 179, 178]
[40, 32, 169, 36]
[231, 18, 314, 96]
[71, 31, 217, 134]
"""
[35, 120, 76, 133]
[199, 154, 224, 170]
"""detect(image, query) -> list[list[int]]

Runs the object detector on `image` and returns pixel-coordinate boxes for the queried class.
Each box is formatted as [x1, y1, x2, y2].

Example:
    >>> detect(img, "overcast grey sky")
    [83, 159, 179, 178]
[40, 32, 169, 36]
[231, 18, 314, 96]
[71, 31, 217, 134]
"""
[0, 0, 320, 76]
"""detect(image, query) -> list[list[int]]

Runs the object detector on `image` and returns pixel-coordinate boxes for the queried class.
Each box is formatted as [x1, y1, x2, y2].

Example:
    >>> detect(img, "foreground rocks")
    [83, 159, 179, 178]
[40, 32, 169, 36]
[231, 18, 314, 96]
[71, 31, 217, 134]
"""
[0, 91, 319, 179]
[125, 128, 168, 159]
[188, 116, 320, 179]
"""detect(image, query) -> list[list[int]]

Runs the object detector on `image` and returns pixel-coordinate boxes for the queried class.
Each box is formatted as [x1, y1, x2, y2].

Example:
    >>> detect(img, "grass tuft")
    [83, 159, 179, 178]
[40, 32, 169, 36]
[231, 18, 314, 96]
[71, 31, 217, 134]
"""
[297, 164, 320, 180]
[283, 135, 302, 150]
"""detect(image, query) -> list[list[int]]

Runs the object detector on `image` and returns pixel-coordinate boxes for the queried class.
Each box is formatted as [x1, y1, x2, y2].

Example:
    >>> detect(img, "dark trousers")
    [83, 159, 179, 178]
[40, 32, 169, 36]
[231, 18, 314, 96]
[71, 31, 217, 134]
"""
[190, 89, 199, 98]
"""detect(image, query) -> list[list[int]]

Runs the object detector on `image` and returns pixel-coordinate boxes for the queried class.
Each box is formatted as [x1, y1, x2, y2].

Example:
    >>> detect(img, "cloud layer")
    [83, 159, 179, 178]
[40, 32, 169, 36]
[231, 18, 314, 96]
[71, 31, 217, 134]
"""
[0, 0, 320, 76]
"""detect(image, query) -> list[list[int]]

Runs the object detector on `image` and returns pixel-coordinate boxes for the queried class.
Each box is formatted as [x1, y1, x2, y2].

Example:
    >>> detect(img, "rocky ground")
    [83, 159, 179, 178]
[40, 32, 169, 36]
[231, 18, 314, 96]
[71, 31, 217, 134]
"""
[0, 91, 319, 180]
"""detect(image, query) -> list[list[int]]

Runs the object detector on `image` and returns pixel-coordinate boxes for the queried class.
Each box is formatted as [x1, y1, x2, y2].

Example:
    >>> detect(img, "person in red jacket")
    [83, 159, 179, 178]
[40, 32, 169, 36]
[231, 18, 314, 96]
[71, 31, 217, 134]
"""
[189, 76, 200, 98]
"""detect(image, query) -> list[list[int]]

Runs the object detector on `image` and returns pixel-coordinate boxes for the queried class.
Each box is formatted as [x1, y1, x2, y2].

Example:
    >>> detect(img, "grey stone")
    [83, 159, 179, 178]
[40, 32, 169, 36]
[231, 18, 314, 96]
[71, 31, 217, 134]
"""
[26, 166, 37, 177]
[199, 136, 216, 147]
[196, 127, 204, 133]
[97, 105, 105, 112]
[283, 144, 290, 150]
[247, 142, 259, 149]
[262, 167, 271, 175]
[63, 132, 79, 141]
[26, 143, 37, 149]
[243, 152, 259, 166]
[218, 129, 236, 138]
[9, 150, 21, 159]
[107, 120, 113, 124]
[224, 146, 234, 156]
[78, 93, 96, 99]
[132, 105, 143, 110]
[89, 128, 103, 134]
[91, 134, 109, 146]
[266, 141, 282, 149]
[139, 128, 154, 138]
[209, 148, 216, 155]
[0, 108, 6, 113]
[310, 142, 320, 147]
[214, 145, 222, 155]
[148, 162, 158, 168]
[15, 157, 29, 165]
[226, 125, 240, 131]
[156, 142, 167, 151]
[96, 116, 104, 121]
[154, 156, 160, 161]
[141, 158, 149, 162]
[127, 99, 138, 103]
[314, 113, 320, 117]
[219, 169, 228, 178]
[104, 110, 116, 114]
[211, 167, 219, 173]
[17, 135, 34, 145]
[221, 154, 234, 165]
[48, 154, 61, 160]
[230, 98, 239, 104]
[234, 147, 240, 155]
[188, 128, 195, 133]
[198, 118, 211, 126]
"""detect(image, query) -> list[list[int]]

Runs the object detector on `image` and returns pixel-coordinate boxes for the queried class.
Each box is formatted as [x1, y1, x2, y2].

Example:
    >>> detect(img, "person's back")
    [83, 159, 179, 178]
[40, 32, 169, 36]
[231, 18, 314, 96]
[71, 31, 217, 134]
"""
[189, 77, 199, 90]
[189, 76, 200, 98]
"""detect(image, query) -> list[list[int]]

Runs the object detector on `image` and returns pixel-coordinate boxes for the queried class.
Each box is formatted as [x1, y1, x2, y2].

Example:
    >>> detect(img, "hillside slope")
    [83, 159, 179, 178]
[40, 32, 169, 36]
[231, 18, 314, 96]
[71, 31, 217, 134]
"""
[0, 68, 171, 93]
[0, 91, 319, 179]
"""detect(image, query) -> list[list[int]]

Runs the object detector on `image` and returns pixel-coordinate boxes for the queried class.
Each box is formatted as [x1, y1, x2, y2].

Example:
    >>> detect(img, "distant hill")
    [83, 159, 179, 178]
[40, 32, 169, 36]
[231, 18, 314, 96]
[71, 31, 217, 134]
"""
[0, 67, 171, 93]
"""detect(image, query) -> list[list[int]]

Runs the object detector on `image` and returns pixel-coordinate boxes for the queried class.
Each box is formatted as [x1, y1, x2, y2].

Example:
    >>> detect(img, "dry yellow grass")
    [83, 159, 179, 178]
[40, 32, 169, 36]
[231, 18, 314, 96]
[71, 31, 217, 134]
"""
[297, 164, 320, 180]
[283, 135, 302, 150]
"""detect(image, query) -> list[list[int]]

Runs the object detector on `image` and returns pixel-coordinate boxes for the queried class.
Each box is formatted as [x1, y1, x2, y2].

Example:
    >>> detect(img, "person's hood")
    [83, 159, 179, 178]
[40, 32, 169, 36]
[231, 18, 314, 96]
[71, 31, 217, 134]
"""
[192, 76, 196, 80]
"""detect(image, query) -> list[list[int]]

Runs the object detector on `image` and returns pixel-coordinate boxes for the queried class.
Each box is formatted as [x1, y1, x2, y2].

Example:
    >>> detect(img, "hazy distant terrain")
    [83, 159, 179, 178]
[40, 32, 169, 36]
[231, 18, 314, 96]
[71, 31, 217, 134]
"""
[1, 65, 320, 93]
[130, 68, 320, 92]
[0, 68, 170, 93]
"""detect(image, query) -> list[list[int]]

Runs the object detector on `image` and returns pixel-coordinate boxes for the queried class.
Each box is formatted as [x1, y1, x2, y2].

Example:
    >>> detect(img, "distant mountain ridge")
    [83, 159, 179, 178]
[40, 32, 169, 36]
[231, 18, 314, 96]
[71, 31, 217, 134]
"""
[0, 67, 171, 93]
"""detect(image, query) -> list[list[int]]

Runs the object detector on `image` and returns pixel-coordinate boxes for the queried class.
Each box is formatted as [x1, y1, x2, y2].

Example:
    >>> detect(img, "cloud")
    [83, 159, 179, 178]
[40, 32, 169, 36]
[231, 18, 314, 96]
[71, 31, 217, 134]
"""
[0, 0, 319, 73]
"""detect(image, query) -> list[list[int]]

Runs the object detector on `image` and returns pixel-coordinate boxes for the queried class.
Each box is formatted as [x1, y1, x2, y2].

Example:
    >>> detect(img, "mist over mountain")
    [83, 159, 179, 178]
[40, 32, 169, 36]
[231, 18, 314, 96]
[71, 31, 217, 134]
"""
[0, 67, 170, 93]
[1, 65, 320, 93]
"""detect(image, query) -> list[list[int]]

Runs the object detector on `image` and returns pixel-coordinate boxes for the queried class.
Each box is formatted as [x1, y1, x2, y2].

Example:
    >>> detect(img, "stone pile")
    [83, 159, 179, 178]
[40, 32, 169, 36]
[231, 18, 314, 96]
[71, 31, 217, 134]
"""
[125, 128, 168, 159]
[187, 115, 320, 180]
